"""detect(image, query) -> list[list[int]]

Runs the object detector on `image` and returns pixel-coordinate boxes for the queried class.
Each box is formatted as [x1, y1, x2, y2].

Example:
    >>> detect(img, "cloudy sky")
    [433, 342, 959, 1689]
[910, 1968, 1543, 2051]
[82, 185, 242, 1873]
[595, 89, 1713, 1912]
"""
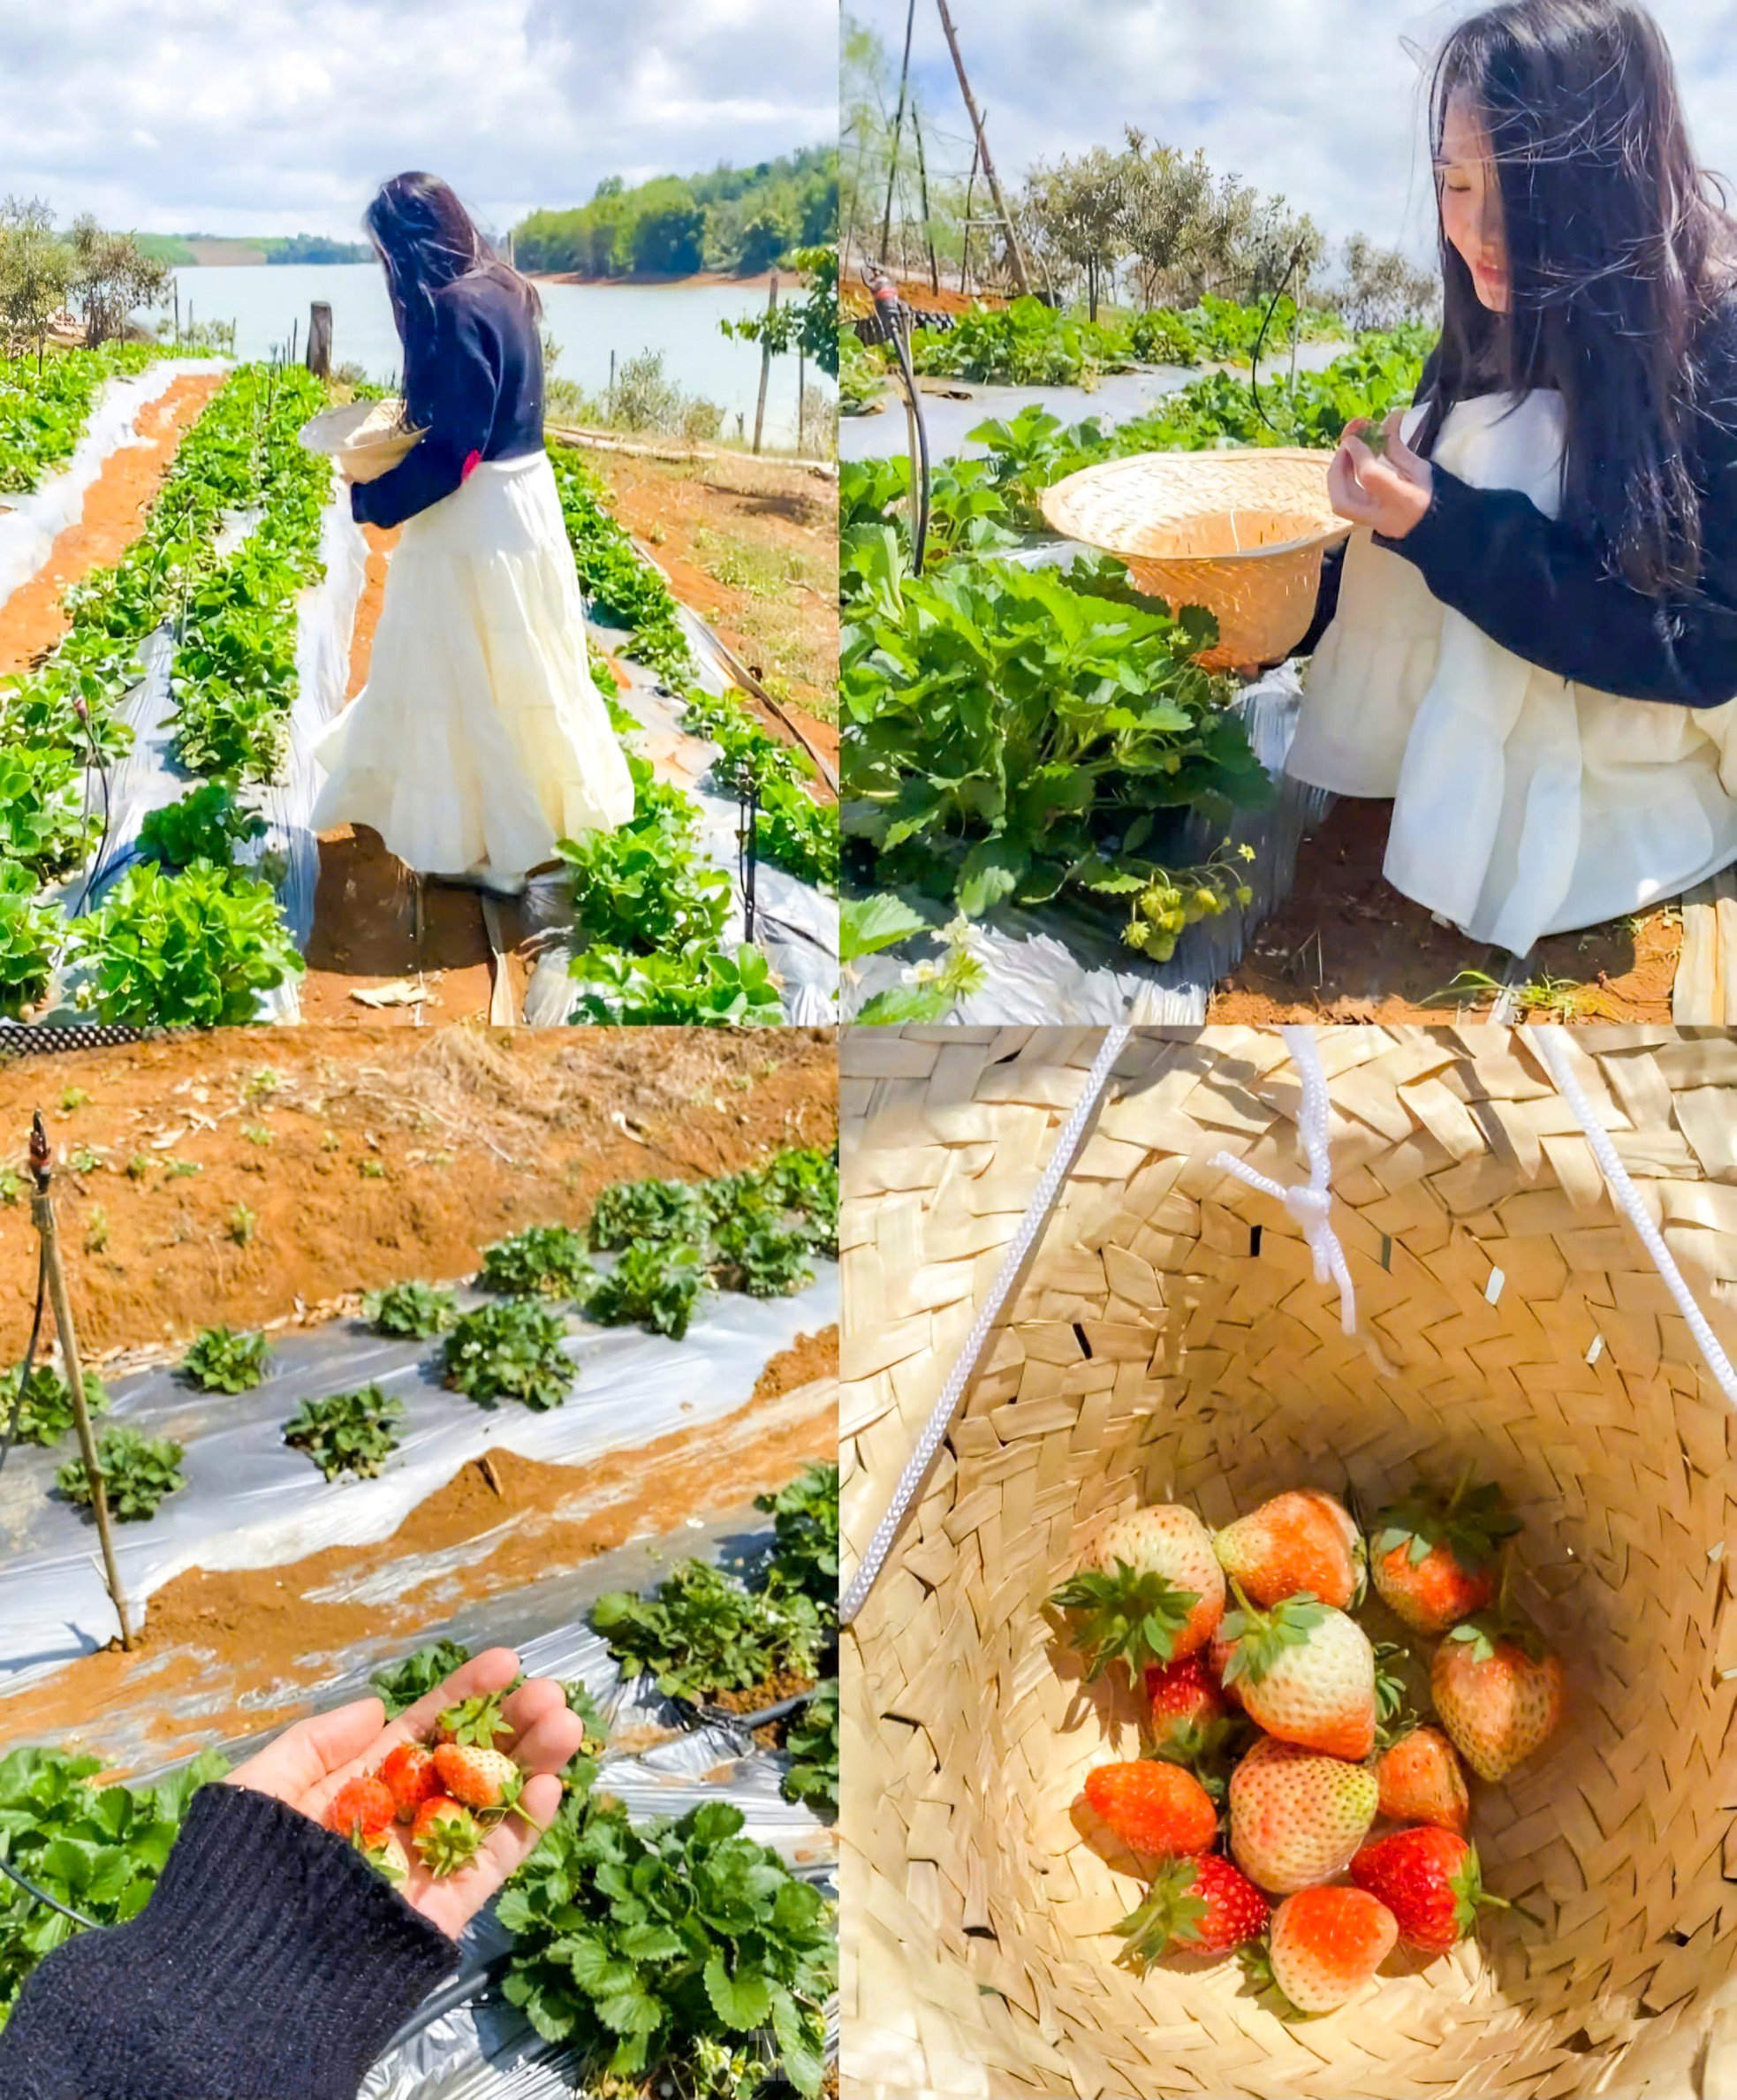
[0, 0, 838, 238]
[851, 0, 1737, 260]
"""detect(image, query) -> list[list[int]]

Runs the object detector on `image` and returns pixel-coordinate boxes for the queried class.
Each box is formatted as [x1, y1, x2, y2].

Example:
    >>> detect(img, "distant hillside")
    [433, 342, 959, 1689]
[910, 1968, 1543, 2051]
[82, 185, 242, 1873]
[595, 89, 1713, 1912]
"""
[513, 146, 837, 279]
[135, 232, 371, 267]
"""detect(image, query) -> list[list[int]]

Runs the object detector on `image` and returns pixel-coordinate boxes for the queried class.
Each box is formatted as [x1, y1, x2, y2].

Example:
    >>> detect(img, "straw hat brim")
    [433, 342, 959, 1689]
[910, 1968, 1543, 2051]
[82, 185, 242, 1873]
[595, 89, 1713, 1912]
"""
[298, 400, 426, 481]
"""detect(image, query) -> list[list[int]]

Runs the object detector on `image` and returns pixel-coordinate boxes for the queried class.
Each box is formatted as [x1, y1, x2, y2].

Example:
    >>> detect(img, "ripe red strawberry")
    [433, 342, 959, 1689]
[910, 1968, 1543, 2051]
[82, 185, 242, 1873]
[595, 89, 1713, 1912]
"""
[1431, 1618, 1565, 1782]
[1113, 1854, 1269, 1967]
[1228, 1737, 1377, 1895]
[1217, 1589, 1375, 1762]
[326, 1775, 394, 1844]
[412, 1794, 485, 1877]
[1351, 1827, 1514, 1952]
[1081, 1760, 1217, 1859]
[1144, 1653, 1229, 1755]
[356, 1831, 409, 1887]
[1214, 1490, 1363, 1611]
[434, 1741, 524, 1816]
[1377, 1725, 1468, 1834]
[1050, 1505, 1225, 1679]
[1369, 1476, 1519, 1635]
[379, 1742, 440, 1823]
[436, 1690, 512, 1749]
[1263, 1885, 1397, 2013]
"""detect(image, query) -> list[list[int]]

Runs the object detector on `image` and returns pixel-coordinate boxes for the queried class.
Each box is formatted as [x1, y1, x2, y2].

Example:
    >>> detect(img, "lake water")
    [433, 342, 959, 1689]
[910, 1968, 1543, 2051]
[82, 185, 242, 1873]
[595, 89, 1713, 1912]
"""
[164, 263, 830, 448]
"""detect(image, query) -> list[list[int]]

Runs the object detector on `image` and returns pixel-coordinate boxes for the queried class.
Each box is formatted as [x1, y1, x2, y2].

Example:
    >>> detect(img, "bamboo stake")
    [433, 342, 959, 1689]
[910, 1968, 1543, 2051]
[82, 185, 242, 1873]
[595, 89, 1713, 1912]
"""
[752, 273, 778, 455]
[28, 1116, 132, 1650]
[935, 0, 1030, 293]
[881, 0, 919, 263]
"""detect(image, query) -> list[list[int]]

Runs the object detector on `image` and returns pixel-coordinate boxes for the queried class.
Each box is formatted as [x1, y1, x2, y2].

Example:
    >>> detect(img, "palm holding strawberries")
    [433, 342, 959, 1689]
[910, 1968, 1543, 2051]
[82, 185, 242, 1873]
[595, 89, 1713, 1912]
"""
[223, 1646, 586, 1938]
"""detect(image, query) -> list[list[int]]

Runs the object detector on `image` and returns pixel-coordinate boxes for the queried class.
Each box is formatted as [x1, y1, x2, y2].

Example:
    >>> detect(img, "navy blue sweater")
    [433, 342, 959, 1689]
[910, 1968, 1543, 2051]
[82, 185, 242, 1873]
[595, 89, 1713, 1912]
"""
[353, 267, 545, 531]
[0, 1784, 458, 2097]
[1300, 305, 1737, 708]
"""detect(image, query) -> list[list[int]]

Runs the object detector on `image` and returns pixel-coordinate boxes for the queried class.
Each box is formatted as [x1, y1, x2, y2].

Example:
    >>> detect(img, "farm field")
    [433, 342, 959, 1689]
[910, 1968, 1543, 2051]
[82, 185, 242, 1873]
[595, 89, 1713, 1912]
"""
[0, 344, 839, 1034]
[0, 1024, 838, 2096]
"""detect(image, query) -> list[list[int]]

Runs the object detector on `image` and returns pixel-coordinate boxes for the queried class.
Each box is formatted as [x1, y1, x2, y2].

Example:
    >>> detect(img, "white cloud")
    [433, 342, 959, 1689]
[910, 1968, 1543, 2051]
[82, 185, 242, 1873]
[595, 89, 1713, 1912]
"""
[863, 0, 1737, 262]
[0, 0, 837, 238]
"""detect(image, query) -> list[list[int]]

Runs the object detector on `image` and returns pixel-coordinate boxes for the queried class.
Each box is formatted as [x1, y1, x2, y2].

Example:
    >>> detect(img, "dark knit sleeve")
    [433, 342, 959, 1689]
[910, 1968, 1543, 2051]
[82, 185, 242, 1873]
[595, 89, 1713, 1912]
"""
[0, 1782, 459, 2100]
[1374, 321, 1737, 708]
[353, 281, 502, 531]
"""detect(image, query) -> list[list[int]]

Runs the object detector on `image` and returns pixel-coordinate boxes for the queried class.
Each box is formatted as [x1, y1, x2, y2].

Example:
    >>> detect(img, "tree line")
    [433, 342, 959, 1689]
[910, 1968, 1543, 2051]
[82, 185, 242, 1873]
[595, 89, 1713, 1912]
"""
[842, 14, 1437, 331]
[0, 198, 171, 360]
[512, 147, 838, 279]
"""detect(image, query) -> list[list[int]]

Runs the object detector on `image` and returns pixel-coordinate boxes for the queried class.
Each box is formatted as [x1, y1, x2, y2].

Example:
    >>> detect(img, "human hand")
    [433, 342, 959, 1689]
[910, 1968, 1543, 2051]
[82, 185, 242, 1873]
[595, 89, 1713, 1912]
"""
[1328, 413, 1434, 540]
[223, 1646, 584, 1938]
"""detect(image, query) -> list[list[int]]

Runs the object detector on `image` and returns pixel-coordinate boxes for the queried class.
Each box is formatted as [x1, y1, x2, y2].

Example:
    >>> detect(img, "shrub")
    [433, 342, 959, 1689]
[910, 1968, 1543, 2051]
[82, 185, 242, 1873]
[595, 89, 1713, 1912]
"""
[477, 1224, 595, 1300]
[587, 1240, 709, 1341]
[0, 1362, 109, 1446]
[363, 1281, 458, 1338]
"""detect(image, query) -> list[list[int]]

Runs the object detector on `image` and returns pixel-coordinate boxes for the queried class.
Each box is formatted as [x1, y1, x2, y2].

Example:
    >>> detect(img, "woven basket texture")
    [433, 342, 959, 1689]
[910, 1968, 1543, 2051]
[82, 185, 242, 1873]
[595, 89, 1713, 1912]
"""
[1039, 451, 1351, 670]
[841, 1025, 1737, 2100]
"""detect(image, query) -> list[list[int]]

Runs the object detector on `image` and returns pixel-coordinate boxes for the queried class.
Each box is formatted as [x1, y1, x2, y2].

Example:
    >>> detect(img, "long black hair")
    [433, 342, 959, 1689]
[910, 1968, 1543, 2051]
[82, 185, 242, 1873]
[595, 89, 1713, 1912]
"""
[365, 172, 541, 406]
[1418, 0, 1737, 596]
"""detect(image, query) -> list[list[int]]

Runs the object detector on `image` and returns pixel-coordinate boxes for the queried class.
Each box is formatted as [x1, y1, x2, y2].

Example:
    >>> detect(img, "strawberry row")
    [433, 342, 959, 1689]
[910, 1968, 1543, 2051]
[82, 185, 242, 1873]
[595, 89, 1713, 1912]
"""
[1051, 1475, 1563, 2014]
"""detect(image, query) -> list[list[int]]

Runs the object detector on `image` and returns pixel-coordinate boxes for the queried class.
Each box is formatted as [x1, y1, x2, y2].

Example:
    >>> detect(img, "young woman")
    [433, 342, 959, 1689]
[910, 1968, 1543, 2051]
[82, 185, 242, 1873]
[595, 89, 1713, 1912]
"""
[311, 173, 634, 898]
[1287, 0, 1737, 957]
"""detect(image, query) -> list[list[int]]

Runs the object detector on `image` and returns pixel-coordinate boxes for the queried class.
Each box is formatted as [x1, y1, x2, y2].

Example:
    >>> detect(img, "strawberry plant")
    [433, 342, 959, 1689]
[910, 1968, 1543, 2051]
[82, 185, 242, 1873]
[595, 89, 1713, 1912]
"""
[496, 1792, 834, 2097]
[0, 864, 58, 1018]
[180, 1324, 272, 1392]
[588, 1175, 713, 1252]
[743, 1147, 838, 1255]
[444, 1299, 573, 1410]
[587, 1240, 710, 1341]
[0, 343, 162, 496]
[568, 943, 785, 1026]
[0, 1743, 226, 2028]
[68, 861, 304, 1027]
[0, 743, 95, 876]
[137, 782, 266, 870]
[558, 800, 731, 957]
[757, 1462, 839, 1619]
[363, 1280, 458, 1338]
[282, 1384, 404, 1481]
[57, 1428, 185, 1521]
[709, 1212, 815, 1298]
[478, 1224, 595, 1301]
[782, 1679, 838, 1818]
[371, 1640, 472, 1718]
[0, 1362, 109, 1446]
[592, 1560, 825, 1702]
[563, 1681, 608, 1762]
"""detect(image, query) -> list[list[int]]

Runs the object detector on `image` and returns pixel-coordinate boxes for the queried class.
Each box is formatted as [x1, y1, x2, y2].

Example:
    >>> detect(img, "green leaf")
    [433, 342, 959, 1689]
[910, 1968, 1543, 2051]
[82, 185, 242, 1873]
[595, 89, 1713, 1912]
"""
[839, 891, 930, 961]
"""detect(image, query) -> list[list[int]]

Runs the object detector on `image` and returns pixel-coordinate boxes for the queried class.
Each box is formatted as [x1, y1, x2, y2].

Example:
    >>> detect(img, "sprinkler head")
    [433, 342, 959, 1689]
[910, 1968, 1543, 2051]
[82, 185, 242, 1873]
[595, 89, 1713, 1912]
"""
[28, 1111, 49, 1192]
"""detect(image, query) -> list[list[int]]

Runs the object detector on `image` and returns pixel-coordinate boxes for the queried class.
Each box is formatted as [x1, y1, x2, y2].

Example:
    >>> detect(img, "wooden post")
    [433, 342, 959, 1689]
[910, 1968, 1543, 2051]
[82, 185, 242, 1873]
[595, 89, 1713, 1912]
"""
[27, 1118, 132, 1651]
[173, 285, 180, 346]
[307, 301, 333, 378]
[881, 0, 918, 263]
[935, 0, 1031, 294]
[752, 272, 778, 455]
[797, 347, 807, 452]
[290, 315, 299, 366]
[606, 348, 616, 422]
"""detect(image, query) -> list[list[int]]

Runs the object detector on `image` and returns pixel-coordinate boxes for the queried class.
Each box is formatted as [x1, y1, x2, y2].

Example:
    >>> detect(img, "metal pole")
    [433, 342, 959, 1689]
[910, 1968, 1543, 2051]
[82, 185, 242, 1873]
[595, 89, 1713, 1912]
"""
[28, 1117, 133, 1650]
[752, 272, 778, 455]
[935, 0, 1031, 294]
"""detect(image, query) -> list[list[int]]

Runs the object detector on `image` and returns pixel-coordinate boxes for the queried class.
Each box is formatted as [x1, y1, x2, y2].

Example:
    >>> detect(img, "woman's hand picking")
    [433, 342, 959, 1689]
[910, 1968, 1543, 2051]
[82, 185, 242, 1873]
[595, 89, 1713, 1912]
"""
[1328, 413, 1434, 540]
[223, 1646, 584, 1939]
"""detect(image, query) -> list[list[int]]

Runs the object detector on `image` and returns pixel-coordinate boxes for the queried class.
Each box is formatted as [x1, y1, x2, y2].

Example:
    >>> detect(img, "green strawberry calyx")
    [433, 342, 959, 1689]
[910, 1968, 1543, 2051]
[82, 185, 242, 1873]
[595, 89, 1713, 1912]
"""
[1236, 1939, 1305, 2020]
[1370, 1641, 1415, 1749]
[1448, 1844, 1539, 1935]
[1047, 1558, 1202, 1680]
[1149, 1714, 1244, 1797]
[437, 1689, 510, 1748]
[1113, 1859, 1209, 1972]
[1218, 1584, 1328, 1688]
[1440, 1608, 1548, 1669]
[1372, 1470, 1521, 1574]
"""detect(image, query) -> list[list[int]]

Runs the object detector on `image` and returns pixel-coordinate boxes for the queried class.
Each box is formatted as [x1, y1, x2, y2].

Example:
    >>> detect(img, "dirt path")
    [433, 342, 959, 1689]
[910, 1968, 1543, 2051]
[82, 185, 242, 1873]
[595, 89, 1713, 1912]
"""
[0, 1351, 838, 1762]
[0, 1025, 837, 1357]
[0, 373, 224, 674]
[581, 443, 839, 757]
[1207, 797, 1681, 1024]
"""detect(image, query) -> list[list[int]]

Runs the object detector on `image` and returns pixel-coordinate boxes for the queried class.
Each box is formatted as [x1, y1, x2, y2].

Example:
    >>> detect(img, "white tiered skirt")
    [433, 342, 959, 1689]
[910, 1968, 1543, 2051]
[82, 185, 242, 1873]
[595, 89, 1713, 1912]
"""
[310, 450, 635, 883]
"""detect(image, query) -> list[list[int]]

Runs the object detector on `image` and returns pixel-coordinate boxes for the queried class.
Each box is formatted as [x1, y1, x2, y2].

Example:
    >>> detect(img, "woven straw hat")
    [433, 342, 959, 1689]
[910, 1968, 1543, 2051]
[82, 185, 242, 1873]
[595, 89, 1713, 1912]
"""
[1040, 450, 1351, 671]
[842, 1025, 1737, 2100]
[298, 398, 424, 481]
